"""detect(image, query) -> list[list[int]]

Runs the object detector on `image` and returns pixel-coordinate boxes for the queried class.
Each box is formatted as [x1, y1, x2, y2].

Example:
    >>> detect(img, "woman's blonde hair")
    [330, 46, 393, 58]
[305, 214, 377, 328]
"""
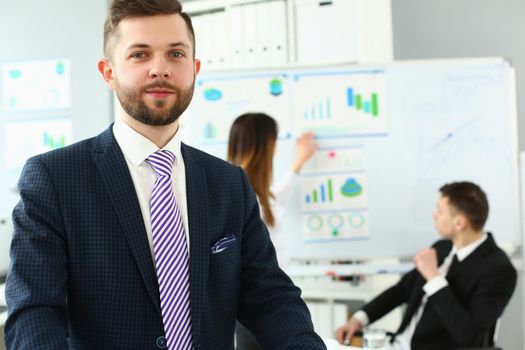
[228, 113, 278, 227]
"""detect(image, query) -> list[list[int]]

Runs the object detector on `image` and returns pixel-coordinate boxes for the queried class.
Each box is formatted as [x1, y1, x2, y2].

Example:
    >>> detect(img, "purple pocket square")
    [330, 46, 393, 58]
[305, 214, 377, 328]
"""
[210, 233, 236, 254]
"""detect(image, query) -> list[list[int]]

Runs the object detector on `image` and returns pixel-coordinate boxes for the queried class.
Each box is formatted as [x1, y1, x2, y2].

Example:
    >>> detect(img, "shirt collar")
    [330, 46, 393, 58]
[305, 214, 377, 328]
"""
[113, 117, 182, 167]
[453, 232, 488, 262]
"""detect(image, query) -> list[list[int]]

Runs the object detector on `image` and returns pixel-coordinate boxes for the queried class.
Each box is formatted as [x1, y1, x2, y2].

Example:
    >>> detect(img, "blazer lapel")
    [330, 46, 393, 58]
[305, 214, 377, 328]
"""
[182, 144, 210, 341]
[92, 126, 161, 315]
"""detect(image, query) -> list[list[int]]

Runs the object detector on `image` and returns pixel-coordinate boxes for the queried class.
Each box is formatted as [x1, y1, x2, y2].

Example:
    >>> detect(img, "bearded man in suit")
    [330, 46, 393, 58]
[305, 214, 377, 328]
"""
[4, 1, 325, 349]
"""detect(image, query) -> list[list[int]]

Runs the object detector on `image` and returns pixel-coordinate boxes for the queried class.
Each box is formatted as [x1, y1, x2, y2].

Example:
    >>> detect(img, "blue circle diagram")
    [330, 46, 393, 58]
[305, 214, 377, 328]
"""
[341, 178, 363, 197]
[348, 212, 365, 228]
[203, 88, 223, 101]
[307, 215, 323, 231]
[328, 214, 344, 229]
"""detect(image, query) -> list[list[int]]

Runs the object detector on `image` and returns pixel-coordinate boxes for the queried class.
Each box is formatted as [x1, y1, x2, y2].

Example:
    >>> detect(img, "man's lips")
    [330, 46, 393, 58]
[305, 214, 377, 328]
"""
[146, 89, 174, 98]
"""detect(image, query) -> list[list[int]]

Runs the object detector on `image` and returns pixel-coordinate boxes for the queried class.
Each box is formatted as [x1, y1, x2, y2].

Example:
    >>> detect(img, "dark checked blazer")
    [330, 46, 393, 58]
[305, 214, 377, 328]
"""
[4, 125, 325, 350]
[361, 233, 516, 350]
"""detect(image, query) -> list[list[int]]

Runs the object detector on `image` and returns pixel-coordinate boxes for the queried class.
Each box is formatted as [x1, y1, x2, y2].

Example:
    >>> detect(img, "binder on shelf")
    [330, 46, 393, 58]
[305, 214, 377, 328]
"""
[294, 0, 360, 65]
[210, 11, 229, 70]
[241, 3, 258, 68]
[254, 1, 272, 66]
[192, 14, 210, 68]
[201, 14, 215, 69]
[229, 4, 245, 68]
[268, 0, 288, 66]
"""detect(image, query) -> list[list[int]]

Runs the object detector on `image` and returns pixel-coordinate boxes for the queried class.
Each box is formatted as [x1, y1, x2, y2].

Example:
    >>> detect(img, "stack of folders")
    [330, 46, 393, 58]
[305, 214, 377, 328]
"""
[191, 0, 288, 71]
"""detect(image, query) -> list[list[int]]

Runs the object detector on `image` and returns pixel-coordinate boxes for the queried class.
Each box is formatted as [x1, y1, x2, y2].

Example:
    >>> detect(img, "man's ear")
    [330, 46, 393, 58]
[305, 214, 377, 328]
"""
[98, 58, 116, 90]
[194, 58, 201, 76]
[454, 214, 468, 231]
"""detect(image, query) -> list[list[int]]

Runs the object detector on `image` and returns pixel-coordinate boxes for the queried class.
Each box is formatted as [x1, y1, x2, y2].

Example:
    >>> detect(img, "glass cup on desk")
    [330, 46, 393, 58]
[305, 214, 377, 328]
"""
[363, 329, 387, 349]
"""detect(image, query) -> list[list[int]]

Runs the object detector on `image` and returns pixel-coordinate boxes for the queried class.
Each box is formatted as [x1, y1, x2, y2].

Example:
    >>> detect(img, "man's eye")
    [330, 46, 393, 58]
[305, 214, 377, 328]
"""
[131, 52, 146, 59]
[170, 51, 183, 58]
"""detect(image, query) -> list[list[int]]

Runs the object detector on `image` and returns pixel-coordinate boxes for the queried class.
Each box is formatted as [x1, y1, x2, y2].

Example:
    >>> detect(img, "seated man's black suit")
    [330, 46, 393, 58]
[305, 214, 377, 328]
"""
[361, 233, 517, 350]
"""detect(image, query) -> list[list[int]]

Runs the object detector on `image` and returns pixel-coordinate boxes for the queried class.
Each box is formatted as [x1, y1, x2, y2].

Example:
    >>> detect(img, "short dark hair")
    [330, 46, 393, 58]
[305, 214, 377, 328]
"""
[439, 181, 489, 231]
[103, 0, 196, 59]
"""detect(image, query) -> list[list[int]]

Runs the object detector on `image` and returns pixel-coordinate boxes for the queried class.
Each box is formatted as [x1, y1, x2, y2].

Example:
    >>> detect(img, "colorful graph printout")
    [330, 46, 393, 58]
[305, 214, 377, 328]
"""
[191, 74, 292, 142]
[299, 145, 369, 241]
[2, 59, 71, 112]
[302, 210, 368, 241]
[301, 146, 365, 175]
[4, 119, 72, 170]
[300, 172, 367, 212]
[293, 70, 387, 137]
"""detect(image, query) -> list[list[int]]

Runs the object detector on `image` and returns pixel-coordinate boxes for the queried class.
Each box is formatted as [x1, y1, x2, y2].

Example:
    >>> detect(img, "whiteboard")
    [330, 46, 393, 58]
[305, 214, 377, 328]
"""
[183, 58, 520, 259]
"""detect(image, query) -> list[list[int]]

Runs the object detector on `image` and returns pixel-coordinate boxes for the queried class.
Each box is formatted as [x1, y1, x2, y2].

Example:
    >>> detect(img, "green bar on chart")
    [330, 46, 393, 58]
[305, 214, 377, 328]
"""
[355, 95, 362, 110]
[371, 93, 379, 116]
[328, 179, 333, 201]
[313, 190, 318, 203]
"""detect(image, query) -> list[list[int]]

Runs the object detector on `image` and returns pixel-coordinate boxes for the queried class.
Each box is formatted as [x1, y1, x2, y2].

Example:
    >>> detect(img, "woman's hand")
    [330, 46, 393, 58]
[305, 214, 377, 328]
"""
[292, 132, 317, 173]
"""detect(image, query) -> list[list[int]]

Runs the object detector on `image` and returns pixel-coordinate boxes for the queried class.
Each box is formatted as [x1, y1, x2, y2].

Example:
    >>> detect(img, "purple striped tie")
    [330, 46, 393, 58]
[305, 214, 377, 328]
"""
[147, 150, 192, 350]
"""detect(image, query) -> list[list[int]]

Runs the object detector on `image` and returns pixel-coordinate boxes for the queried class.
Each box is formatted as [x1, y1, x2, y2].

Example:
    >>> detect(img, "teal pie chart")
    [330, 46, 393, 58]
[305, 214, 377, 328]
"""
[341, 178, 363, 197]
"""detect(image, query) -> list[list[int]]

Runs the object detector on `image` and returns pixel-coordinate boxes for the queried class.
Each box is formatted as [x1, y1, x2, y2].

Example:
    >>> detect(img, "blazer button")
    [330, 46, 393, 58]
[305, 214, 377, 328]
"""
[156, 336, 167, 348]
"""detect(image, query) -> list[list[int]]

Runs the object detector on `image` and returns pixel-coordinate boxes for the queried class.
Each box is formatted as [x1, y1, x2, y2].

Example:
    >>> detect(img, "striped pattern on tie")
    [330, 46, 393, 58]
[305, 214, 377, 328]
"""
[146, 150, 192, 350]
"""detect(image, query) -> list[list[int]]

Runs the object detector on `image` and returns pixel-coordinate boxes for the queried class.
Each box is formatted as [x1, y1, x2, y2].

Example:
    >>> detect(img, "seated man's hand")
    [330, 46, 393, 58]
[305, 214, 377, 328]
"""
[414, 247, 440, 281]
[335, 317, 362, 345]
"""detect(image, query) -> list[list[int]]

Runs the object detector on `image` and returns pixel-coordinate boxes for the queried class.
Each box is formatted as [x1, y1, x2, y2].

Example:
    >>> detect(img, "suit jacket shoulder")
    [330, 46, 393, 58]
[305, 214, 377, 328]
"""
[181, 142, 242, 177]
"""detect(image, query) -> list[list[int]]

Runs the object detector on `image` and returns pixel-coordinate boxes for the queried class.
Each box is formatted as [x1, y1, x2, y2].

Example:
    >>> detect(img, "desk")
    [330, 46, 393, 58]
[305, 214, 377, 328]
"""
[323, 338, 361, 349]
[288, 262, 414, 278]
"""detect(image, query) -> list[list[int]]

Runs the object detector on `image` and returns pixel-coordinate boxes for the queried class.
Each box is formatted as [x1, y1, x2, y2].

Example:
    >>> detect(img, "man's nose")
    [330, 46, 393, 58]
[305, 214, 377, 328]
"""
[149, 58, 171, 79]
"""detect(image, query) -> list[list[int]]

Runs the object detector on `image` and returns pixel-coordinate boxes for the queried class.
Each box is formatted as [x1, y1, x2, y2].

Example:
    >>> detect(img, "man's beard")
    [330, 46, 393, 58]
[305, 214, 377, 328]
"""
[115, 78, 195, 126]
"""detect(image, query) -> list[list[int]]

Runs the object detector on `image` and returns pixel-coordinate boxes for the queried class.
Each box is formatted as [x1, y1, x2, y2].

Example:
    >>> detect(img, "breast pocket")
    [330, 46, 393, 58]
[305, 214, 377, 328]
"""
[209, 233, 241, 280]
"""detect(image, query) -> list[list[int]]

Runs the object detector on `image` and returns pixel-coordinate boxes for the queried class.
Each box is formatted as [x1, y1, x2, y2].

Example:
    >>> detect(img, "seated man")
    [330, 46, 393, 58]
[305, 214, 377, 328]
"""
[336, 181, 517, 350]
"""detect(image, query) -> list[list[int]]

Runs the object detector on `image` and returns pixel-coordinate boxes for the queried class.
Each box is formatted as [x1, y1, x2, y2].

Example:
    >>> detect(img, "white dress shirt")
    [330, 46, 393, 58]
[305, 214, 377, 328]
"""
[113, 118, 190, 258]
[353, 233, 488, 350]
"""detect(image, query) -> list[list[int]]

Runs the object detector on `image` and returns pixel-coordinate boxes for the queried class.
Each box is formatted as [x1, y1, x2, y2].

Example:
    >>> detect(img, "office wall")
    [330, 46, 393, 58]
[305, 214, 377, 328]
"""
[0, 0, 112, 273]
[392, 2, 525, 349]
[392, 0, 525, 151]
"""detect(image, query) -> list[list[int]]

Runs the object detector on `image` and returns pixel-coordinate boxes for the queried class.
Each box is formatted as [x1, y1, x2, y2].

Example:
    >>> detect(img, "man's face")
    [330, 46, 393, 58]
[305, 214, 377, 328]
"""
[103, 14, 200, 126]
[432, 196, 458, 238]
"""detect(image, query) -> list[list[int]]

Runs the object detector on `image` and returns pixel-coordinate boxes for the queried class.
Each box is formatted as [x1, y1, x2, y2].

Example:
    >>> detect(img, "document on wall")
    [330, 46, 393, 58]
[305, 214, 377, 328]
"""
[2, 58, 71, 112]
[4, 118, 72, 171]
[191, 73, 293, 143]
[300, 146, 370, 242]
[293, 69, 388, 138]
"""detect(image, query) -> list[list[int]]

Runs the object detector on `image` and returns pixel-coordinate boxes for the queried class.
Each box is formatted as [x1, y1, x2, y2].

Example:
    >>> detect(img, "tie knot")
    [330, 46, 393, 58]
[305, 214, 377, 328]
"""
[146, 150, 175, 177]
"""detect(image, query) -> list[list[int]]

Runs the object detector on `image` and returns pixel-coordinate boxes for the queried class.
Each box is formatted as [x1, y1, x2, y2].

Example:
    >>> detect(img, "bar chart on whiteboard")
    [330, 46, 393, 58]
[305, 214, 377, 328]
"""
[293, 69, 388, 137]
